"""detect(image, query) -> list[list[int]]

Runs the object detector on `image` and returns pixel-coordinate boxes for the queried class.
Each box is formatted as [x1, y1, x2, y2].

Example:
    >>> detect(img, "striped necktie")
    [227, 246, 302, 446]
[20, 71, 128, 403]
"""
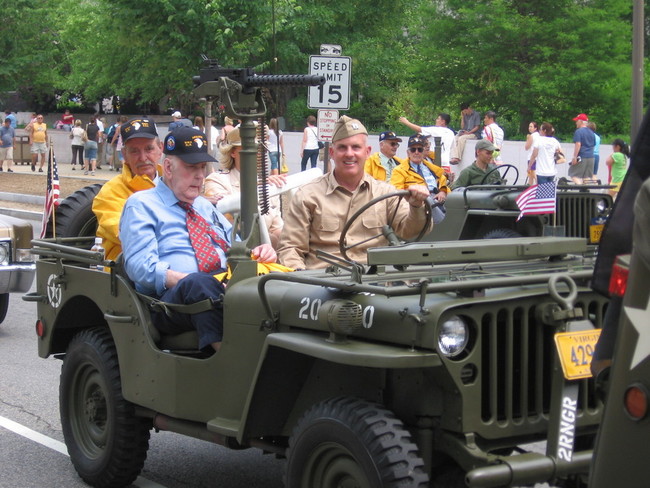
[178, 201, 228, 273]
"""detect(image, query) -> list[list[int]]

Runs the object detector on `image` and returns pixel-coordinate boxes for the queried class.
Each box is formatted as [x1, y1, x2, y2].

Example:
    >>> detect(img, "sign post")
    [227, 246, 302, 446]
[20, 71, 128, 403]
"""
[317, 109, 339, 172]
[308, 47, 350, 171]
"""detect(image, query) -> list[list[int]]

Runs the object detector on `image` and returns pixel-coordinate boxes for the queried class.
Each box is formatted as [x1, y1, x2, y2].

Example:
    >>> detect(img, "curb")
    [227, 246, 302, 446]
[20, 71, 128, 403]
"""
[0, 207, 43, 221]
[0, 192, 45, 205]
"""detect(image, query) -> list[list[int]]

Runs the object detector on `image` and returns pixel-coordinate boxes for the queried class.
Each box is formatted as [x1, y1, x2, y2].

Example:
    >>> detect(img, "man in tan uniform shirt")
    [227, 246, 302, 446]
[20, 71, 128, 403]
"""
[278, 116, 430, 270]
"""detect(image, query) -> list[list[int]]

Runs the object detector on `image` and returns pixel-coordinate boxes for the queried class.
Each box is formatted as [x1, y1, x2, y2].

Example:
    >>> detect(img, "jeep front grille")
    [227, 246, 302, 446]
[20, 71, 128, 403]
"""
[556, 194, 606, 239]
[479, 298, 606, 424]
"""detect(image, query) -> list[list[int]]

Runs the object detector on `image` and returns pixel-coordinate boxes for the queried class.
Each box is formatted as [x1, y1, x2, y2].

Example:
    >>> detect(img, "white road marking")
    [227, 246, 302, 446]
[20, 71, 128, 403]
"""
[0, 415, 167, 488]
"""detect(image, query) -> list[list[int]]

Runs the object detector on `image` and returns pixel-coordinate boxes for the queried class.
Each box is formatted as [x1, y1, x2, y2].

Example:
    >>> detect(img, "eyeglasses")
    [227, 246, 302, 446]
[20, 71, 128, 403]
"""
[388, 142, 400, 147]
[408, 147, 424, 153]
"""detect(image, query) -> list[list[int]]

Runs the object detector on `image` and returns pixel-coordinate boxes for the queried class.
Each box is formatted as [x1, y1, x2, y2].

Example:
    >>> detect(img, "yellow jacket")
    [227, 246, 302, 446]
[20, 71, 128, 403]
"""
[390, 158, 449, 194]
[92, 163, 162, 260]
[364, 152, 398, 182]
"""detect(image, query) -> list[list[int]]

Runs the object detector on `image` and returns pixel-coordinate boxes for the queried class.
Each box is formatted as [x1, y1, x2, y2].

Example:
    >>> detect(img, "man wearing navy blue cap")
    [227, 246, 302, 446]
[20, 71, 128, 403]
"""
[120, 127, 276, 352]
[364, 131, 403, 181]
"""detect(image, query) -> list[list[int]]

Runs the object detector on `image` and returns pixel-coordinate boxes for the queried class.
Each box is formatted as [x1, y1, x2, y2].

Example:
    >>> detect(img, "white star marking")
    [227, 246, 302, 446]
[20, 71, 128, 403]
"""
[46, 274, 62, 309]
[625, 298, 650, 369]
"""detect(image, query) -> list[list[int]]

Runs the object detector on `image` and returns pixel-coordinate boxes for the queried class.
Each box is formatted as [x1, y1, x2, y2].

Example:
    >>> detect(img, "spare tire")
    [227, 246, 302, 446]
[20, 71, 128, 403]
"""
[45, 184, 103, 239]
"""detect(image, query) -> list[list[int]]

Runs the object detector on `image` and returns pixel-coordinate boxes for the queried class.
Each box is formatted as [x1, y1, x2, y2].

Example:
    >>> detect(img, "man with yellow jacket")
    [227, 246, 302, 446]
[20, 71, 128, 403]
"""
[364, 131, 402, 181]
[390, 134, 449, 204]
[92, 118, 163, 260]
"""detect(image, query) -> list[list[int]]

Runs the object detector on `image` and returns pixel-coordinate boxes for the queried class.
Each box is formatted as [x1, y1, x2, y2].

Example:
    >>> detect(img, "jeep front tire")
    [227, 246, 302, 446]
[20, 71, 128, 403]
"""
[285, 396, 429, 488]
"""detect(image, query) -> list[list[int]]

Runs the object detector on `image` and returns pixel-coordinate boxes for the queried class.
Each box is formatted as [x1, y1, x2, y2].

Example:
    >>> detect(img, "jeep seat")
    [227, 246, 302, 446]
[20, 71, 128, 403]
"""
[113, 254, 201, 353]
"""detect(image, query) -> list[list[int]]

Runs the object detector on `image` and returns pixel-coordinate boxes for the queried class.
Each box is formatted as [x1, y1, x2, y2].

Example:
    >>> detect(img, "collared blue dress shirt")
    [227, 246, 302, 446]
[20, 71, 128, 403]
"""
[120, 179, 233, 297]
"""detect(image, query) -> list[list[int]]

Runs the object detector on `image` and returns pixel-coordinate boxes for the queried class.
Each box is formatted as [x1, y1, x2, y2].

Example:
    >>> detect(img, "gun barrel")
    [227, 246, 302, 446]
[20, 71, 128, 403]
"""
[244, 74, 325, 87]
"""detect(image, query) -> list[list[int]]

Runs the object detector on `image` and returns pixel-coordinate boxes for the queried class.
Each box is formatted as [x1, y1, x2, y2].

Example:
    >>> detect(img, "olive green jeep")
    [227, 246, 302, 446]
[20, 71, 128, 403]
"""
[25, 66, 608, 488]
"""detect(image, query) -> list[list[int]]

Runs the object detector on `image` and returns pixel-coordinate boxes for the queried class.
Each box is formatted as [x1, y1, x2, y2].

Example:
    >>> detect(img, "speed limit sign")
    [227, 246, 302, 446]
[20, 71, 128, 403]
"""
[308, 55, 351, 110]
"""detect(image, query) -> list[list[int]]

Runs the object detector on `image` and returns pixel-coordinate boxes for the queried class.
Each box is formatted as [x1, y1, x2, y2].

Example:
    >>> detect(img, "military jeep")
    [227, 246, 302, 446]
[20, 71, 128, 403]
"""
[428, 180, 612, 242]
[25, 67, 608, 488]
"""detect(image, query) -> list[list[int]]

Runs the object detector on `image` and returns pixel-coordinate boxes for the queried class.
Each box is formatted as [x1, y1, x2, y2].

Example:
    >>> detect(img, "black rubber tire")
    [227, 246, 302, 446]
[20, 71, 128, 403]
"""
[285, 397, 430, 488]
[0, 293, 8, 324]
[60, 328, 150, 487]
[45, 184, 103, 239]
[481, 228, 522, 239]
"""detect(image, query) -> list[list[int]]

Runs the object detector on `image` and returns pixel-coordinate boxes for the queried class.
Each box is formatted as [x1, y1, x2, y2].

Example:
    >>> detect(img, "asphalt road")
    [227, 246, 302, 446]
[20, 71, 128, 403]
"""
[0, 218, 285, 488]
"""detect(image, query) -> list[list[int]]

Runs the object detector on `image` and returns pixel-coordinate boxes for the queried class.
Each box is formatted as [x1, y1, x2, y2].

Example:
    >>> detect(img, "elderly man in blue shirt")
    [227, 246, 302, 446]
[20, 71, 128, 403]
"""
[120, 127, 276, 352]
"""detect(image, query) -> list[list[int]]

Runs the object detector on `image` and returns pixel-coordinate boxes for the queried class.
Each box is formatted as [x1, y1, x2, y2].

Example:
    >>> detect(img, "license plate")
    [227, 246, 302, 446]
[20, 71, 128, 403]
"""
[554, 329, 602, 380]
[589, 216, 607, 243]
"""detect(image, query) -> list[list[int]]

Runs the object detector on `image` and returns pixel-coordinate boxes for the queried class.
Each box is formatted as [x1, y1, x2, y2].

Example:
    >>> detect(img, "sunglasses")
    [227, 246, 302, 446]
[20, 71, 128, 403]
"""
[388, 142, 400, 147]
[408, 147, 424, 153]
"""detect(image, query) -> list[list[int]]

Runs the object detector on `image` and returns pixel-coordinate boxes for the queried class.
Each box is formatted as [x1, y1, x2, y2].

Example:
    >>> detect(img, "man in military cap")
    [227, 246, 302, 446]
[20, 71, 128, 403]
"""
[278, 115, 430, 270]
[451, 139, 502, 190]
[92, 118, 164, 260]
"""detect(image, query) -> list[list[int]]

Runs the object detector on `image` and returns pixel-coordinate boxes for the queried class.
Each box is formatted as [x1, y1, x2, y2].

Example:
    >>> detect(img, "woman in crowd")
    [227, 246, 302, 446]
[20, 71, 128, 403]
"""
[69, 119, 85, 170]
[300, 115, 320, 171]
[83, 116, 100, 175]
[204, 128, 286, 248]
[267, 118, 285, 175]
[219, 116, 235, 145]
[528, 122, 563, 184]
[193, 116, 205, 133]
[606, 138, 630, 200]
[524, 121, 539, 185]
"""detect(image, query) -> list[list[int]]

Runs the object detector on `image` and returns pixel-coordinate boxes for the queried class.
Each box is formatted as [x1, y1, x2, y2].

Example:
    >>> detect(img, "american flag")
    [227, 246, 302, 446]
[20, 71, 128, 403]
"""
[39, 148, 59, 238]
[516, 181, 556, 221]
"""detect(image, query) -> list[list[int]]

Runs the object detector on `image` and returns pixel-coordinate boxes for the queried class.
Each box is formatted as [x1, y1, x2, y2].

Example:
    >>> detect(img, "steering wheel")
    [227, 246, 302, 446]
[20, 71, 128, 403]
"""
[338, 190, 434, 263]
[480, 164, 520, 185]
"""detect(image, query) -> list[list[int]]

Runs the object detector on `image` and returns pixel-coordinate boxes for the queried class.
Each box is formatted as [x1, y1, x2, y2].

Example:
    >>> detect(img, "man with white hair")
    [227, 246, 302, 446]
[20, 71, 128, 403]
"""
[120, 127, 276, 352]
[169, 111, 193, 131]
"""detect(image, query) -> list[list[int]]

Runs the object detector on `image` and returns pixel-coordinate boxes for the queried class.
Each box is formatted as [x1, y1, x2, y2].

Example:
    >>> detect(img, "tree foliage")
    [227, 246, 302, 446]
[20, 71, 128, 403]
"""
[0, 0, 645, 137]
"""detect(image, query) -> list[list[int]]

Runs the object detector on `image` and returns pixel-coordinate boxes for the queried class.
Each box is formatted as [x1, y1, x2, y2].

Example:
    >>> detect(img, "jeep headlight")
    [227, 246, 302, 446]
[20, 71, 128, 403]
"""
[596, 198, 609, 214]
[0, 242, 9, 265]
[438, 315, 469, 358]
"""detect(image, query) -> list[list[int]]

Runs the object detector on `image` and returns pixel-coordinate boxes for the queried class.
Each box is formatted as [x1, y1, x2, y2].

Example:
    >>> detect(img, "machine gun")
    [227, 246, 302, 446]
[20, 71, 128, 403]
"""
[193, 58, 324, 279]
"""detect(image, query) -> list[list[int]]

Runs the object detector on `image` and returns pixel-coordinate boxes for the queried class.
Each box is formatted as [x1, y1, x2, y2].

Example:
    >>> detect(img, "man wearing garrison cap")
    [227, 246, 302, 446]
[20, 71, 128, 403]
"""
[278, 116, 431, 270]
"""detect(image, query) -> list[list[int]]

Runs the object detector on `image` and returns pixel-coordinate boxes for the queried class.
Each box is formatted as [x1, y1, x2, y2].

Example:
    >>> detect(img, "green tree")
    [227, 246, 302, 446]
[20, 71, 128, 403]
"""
[412, 0, 633, 137]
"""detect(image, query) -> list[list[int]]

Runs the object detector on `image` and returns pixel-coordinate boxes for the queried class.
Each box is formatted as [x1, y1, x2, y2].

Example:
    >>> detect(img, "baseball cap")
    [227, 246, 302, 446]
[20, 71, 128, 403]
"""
[572, 113, 589, 121]
[171, 111, 182, 118]
[475, 139, 497, 152]
[120, 118, 158, 143]
[331, 116, 368, 143]
[407, 134, 427, 147]
[164, 127, 217, 164]
[379, 131, 402, 143]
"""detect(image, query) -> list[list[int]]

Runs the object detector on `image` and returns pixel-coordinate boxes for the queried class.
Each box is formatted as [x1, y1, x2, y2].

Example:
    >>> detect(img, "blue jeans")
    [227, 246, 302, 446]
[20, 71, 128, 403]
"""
[301, 148, 319, 171]
[537, 175, 555, 184]
[269, 151, 280, 171]
[152, 272, 225, 350]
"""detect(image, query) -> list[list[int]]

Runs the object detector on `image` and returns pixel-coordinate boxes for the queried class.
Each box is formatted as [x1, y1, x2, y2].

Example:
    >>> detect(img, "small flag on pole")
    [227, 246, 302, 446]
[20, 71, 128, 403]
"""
[515, 181, 556, 221]
[40, 147, 59, 238]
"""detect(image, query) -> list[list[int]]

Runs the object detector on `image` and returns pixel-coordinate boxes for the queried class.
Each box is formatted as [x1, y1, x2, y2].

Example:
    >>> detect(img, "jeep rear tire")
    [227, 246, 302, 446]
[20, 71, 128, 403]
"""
[46, 184, 103, 239]
[60, 327, 150, 487]
[0, 293, 8, 324]
[285, 397, 429, 488]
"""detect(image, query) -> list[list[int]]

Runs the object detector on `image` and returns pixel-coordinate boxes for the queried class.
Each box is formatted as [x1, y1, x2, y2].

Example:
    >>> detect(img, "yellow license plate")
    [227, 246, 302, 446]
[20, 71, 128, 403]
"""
[590, 224, 604, 243]
[554, 329, 602, 380]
